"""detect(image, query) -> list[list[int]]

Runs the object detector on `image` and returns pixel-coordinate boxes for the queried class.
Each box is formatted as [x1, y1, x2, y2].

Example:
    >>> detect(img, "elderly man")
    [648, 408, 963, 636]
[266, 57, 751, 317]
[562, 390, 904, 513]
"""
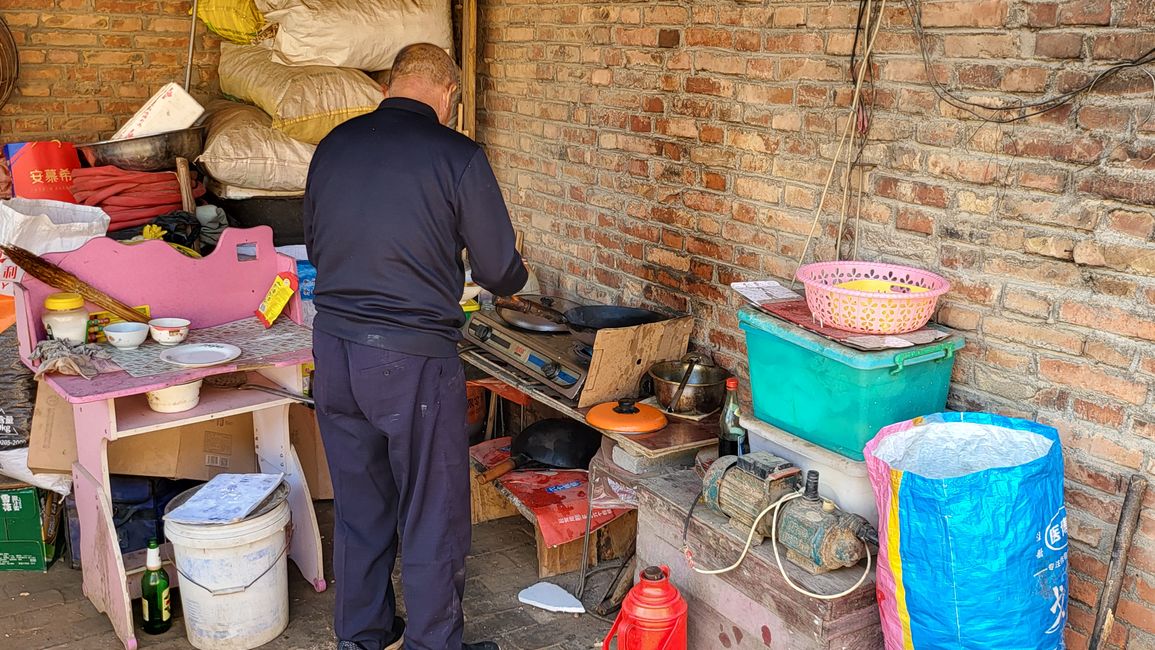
[303, 43, 526, 650]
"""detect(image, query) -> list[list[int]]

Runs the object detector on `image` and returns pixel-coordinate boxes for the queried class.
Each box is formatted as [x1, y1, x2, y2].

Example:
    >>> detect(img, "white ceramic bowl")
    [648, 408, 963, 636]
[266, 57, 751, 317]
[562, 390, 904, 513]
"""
[103, 322, 149, 350]
[146, 380, 203, 413]
[149, 318, 190, 346]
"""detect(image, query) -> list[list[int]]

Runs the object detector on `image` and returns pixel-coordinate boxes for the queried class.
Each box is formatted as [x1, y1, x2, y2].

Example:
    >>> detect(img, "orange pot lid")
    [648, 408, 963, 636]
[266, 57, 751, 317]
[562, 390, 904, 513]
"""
[586, 399, 668, 434]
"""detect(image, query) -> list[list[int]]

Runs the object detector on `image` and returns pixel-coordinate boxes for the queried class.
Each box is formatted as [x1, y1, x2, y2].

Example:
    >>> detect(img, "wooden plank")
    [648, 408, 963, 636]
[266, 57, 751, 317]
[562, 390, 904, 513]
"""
[535, 526, 587, 579]
[579, 316, 694, 408]
[469, 464, 519, 525]
[596, 509, 637, 561]
[461, 0, 477, 139]
[112, 375, 293, 437]
[460, 347, 716, 459]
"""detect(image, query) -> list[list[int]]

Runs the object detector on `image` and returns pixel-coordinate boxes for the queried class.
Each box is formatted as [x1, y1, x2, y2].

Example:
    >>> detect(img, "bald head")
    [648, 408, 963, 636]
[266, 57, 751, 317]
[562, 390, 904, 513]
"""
[387, 43, 460, 126]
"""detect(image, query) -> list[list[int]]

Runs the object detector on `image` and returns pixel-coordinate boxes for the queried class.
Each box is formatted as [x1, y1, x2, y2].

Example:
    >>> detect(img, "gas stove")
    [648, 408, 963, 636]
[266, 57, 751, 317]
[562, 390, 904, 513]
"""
[462, 306, 591, 400]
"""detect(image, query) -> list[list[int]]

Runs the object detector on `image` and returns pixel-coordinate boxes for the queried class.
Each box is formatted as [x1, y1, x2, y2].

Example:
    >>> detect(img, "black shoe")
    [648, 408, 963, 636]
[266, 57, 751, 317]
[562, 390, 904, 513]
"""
[464, 643, 499, 650]
[337, 617, 406, 650]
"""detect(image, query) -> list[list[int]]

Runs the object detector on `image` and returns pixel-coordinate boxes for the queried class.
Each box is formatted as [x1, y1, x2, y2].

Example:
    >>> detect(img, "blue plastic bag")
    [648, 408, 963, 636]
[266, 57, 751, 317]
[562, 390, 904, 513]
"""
[865, 412, 1067, 649]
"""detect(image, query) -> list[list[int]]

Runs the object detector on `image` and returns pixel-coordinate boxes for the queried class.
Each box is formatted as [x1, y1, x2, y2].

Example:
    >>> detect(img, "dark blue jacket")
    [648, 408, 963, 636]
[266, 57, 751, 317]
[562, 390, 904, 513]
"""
[303, 97, 527, 357]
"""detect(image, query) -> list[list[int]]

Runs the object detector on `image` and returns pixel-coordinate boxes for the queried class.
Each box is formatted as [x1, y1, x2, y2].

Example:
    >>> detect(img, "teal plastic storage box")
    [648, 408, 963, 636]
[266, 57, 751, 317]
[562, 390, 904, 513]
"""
[737, 306, 963, 461]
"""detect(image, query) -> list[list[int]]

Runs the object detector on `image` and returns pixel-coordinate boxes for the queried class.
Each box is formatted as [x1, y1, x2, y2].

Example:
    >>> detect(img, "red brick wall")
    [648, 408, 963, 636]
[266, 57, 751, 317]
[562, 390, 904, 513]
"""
[476, 1, 1155, 646]
[0, 0, 222, 143]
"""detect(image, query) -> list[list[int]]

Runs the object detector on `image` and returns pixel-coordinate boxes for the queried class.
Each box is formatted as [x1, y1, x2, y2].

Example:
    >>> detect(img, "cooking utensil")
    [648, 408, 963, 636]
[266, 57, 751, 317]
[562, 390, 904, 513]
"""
[496, 294, 582, 333]
[586, 399, 668, 434]
[646, 356, 732, 415]
[665, 358, 696, 414]
[475, 417, 602, 484]
[203, 372, 316, 407]
[0, 244, 149, 323]
[176, 157, 196, 212]
[493, 295, 667, 345]
[75, 126, 207, 172]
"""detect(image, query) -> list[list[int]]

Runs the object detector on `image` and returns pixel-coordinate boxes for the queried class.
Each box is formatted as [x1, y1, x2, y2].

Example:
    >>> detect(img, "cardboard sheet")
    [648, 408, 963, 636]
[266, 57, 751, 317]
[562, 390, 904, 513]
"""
[288, 404, 332, 500]
[580, 316, 694, 409]
[28, 385, 257, 480]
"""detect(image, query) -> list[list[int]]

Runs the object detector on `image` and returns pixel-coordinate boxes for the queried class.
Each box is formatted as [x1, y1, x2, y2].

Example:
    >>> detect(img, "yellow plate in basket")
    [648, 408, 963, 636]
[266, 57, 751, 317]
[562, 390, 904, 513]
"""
[836, 279, 928, 294]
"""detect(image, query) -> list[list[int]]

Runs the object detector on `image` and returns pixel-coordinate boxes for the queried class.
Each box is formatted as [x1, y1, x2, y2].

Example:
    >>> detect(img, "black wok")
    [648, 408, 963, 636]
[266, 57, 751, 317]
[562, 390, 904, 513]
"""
[475, 418, 602, 484]
[493, 296, 667, 345]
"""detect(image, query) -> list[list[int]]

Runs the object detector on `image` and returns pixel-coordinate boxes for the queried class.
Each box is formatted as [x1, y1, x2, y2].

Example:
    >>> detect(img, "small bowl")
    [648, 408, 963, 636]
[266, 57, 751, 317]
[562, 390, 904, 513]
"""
[149, 318, 190, 346]
[146, 380, 203, 413]
[103, 322, 149, 350]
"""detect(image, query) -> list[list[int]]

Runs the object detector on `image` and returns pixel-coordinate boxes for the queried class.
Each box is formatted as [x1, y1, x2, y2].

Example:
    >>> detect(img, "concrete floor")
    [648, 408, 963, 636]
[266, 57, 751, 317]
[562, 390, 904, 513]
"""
[0, 502, 614, 650]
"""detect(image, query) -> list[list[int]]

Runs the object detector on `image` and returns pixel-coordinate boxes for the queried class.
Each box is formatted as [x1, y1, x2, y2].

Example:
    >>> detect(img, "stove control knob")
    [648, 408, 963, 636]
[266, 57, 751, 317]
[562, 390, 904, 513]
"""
[540, 361, 560, 379]
[474, 324, 493, 342]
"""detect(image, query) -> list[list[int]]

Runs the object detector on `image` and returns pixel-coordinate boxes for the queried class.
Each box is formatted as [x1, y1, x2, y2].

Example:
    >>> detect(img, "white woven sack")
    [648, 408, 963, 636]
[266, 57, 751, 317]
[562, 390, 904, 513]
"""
[217, 43, 384, 144]
[256, 0, 454, 72]
[198, 100, 315, 192]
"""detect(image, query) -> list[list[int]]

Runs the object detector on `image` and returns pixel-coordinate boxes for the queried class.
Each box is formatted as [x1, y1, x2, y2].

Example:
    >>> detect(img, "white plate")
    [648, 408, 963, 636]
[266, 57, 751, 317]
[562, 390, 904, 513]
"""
[159, 343, 242, 368]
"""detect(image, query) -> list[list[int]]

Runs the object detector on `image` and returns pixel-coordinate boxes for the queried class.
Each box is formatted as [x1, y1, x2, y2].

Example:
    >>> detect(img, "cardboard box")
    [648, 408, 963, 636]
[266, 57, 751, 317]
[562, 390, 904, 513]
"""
[0, 481, 63, 571]
[289, 404, 332, 500]
[28, 388, 257, 480]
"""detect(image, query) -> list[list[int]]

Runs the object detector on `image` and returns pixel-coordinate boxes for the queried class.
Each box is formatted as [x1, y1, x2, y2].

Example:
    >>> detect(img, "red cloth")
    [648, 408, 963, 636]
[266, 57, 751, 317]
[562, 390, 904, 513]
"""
[471, 436, 631, 547]
[69, 166, 205, 231]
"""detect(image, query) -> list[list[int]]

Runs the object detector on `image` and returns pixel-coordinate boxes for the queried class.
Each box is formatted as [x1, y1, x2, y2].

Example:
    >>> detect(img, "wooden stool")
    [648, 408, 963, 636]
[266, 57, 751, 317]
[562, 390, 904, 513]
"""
[469, 462, 636, 578]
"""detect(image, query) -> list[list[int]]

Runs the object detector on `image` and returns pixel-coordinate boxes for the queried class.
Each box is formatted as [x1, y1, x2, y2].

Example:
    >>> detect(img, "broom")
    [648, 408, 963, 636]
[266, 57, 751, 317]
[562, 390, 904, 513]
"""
[0, 244, 150, 324]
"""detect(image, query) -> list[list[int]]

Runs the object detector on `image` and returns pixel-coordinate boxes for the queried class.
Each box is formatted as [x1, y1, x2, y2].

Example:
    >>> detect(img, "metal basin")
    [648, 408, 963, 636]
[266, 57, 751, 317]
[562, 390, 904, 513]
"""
[76, 126, 206, 172]
[647, 360, 732, 414]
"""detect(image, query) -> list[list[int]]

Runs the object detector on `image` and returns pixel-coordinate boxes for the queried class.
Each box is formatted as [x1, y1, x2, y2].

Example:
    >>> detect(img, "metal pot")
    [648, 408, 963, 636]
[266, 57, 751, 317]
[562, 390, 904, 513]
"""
[76, 126, 207, 172]
[647, 358, 731, 414]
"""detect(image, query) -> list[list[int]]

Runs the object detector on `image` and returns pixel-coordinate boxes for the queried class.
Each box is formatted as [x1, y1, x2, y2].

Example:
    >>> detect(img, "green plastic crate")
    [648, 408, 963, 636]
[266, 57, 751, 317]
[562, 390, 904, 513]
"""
[738, 306, 964, 461]
[0, 485, 62, 572]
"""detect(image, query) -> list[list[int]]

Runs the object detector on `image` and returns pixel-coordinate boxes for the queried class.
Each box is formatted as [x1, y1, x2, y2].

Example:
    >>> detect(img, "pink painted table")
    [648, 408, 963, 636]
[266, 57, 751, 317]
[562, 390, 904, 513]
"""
[13, 227, 326, 650]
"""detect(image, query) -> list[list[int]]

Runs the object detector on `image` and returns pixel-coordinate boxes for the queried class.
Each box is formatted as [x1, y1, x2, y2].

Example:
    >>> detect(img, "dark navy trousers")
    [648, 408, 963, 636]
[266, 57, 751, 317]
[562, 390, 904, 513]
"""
[313, 329, 471, 650]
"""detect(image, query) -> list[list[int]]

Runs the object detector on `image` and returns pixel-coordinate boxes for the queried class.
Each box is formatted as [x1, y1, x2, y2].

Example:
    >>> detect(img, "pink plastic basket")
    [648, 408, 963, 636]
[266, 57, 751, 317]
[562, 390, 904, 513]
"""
[795, 261, 951, 335]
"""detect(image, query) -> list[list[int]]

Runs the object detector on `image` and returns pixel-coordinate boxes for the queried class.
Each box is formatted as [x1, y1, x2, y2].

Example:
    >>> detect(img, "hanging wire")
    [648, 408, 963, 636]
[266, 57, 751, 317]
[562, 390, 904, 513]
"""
[905, 0, 1155, 123]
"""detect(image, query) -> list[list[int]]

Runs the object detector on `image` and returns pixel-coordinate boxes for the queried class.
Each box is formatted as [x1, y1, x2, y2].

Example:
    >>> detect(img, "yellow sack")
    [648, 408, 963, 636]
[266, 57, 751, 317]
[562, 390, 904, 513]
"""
[197, 0, 267, 45]
[218, 44, 384, 145]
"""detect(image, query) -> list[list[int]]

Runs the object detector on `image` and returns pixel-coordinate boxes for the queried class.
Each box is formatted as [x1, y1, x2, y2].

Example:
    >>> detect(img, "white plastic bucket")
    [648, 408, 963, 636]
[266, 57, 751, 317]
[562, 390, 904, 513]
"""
[163, 483, 291, 650]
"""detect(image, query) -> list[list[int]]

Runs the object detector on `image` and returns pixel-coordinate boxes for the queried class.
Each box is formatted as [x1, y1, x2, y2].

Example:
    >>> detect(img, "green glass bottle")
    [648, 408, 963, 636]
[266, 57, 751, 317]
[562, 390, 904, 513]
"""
[140, 539, 172, 635]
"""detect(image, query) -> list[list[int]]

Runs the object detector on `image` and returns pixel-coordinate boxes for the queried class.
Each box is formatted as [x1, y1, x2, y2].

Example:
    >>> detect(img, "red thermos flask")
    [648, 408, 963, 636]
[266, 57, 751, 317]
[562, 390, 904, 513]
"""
[602, 565, 688, 650]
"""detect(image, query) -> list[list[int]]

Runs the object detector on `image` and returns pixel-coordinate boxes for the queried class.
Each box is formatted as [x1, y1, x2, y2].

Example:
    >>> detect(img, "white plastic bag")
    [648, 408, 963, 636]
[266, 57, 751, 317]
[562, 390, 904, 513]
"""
[0, 447, 72, 495]
[0, 198, 110, 296]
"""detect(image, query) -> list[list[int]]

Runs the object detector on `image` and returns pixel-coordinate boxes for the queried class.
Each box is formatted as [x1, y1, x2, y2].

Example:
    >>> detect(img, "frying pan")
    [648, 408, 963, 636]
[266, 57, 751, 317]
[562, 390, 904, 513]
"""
[475, 418, 603, 484]
[493, 296, 668, 345]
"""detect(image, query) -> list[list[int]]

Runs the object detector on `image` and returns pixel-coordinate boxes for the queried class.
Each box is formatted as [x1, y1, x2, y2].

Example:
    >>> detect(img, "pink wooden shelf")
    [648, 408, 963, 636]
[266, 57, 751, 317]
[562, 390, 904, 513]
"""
[45, 348, 312, 405]
[11, 228, 326, 650]
[112, 374, 297, 438]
